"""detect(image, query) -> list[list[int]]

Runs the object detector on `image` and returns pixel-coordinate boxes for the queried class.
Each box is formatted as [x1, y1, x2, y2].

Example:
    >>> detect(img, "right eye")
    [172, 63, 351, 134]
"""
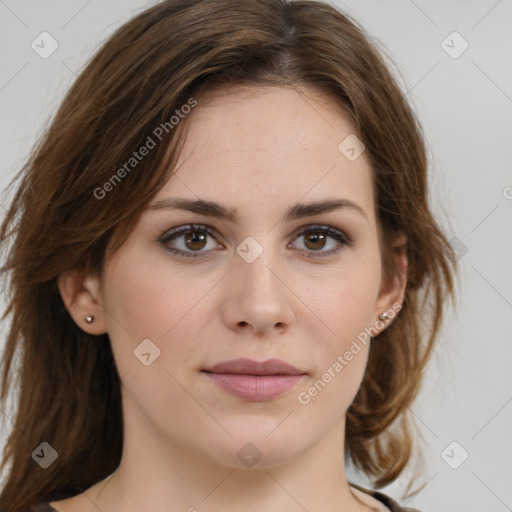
[158, 224, 221, 258]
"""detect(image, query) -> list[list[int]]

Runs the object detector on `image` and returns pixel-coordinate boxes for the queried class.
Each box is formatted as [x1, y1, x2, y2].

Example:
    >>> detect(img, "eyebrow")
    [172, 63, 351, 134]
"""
[149, 197, 368, 222]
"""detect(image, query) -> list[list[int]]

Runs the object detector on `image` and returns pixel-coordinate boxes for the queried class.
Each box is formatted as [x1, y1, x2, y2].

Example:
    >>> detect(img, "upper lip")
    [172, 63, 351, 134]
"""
[203, 358, 305, 376]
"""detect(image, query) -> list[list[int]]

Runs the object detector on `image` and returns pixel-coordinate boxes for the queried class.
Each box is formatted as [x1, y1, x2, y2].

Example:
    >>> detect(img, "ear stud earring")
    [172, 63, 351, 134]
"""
[378, 312, 390, 322]
[85, 315, 95, 324]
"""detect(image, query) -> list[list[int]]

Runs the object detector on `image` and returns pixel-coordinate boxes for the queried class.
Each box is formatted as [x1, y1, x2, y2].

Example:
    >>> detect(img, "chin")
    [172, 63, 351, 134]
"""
[201, 429, 314, 471]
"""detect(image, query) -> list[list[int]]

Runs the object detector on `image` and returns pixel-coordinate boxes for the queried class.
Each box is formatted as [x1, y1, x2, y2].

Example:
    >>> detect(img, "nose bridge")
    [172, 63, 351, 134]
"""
[235, 233, 282, 295]
[227, 233, 294, 330]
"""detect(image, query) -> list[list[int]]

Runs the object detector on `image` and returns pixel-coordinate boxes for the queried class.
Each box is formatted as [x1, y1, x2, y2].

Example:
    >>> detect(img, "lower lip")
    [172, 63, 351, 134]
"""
[204, 372, 304, 401]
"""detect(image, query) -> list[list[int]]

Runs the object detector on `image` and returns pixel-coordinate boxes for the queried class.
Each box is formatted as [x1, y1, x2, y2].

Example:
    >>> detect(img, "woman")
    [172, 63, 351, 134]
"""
[0, 0, 456, 511]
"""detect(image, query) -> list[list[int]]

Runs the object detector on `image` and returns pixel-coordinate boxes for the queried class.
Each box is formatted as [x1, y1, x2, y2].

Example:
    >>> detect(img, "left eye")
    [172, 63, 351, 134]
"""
[158, 223, 352, 259]
[293, 225, 351, 256]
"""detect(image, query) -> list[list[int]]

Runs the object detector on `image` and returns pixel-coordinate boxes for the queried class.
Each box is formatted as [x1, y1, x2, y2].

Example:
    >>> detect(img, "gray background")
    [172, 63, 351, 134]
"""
[1, 1, 511, 510]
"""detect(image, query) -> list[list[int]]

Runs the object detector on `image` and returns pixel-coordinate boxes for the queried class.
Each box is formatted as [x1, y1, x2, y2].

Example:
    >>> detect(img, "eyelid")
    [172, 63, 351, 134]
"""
[295, 224, 352, 245]
[158, 223, 224, 245]
[157, 222, 352, 259]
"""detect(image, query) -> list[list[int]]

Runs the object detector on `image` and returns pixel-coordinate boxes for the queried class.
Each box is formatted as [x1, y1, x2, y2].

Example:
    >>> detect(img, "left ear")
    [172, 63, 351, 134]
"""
[374, 231, 408, 324]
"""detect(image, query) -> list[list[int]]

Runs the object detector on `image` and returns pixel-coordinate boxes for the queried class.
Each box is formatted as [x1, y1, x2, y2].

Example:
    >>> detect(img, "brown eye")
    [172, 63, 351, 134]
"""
[183, 230, 208, 251]
[159, 223, 351, 259]
[291, 225, 352, 258]
[159, 224, 218, 258]
[303, 232, 328, 251]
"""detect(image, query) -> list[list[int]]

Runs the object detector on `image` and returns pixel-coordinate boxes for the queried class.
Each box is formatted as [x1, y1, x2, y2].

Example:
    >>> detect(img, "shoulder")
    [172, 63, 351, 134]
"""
[25, 503, 58, 512]
[350, 483, 423, 512]
[371, 490, 423, 512]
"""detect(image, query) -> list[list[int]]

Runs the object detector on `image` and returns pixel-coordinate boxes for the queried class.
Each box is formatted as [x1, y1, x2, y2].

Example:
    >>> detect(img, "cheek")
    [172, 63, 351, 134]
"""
[99, 250, 208, 422]
[102, 244, 211, 341]
[297, 278, 376, 412]
[305, 252, 381, 343]
[297, 251, 380, 400]
[99, 248, 206, 385]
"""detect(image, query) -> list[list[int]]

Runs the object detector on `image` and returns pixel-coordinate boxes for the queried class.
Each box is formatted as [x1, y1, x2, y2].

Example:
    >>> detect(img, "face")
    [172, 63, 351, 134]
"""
[68, 86, 402, 470]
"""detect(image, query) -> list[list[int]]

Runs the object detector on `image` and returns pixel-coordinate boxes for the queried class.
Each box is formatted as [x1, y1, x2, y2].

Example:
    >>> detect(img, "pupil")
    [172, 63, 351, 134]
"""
[186, 231, 206, 250]
[307, 233, 325, 250]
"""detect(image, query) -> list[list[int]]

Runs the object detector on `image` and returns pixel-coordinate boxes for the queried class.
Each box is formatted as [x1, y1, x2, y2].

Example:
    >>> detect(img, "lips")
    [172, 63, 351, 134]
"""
[205, 358, 304, 376]
[202, 358, 306, 401]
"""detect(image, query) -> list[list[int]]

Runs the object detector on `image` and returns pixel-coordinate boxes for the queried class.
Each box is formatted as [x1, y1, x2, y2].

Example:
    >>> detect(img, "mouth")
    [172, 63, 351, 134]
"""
[202, 358, 307, 401]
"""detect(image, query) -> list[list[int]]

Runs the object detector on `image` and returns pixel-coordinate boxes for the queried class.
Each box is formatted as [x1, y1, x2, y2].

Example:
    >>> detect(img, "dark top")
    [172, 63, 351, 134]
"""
[27, 484, 422, 511]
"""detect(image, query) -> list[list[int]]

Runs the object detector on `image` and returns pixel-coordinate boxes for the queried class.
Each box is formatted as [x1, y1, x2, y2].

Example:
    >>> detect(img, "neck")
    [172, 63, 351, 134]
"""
[79, 416, 370, 512]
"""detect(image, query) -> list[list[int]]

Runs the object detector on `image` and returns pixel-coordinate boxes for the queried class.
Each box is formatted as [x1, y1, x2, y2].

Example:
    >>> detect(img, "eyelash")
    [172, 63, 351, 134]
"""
[157, 223, 352, 259]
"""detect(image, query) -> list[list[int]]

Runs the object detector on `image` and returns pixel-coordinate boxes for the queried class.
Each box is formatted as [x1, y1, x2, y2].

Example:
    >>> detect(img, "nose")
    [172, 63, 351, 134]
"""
[220, 246, 296, 335]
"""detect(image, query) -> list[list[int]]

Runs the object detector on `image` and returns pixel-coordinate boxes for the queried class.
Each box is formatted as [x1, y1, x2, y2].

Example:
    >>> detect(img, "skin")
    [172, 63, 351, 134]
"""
[56, 85, 407, 512]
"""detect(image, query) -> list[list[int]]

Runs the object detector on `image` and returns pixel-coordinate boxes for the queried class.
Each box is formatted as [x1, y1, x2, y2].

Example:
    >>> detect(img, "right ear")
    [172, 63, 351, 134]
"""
[57, 269, 108, 336]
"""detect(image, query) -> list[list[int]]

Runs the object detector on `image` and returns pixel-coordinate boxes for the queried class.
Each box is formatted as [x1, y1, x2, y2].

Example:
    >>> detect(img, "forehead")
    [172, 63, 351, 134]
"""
[153, 85, 375, 222]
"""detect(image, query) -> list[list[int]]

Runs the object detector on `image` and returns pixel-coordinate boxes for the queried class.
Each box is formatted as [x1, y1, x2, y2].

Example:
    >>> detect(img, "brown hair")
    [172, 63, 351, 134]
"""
[0, 0, 456, 509]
